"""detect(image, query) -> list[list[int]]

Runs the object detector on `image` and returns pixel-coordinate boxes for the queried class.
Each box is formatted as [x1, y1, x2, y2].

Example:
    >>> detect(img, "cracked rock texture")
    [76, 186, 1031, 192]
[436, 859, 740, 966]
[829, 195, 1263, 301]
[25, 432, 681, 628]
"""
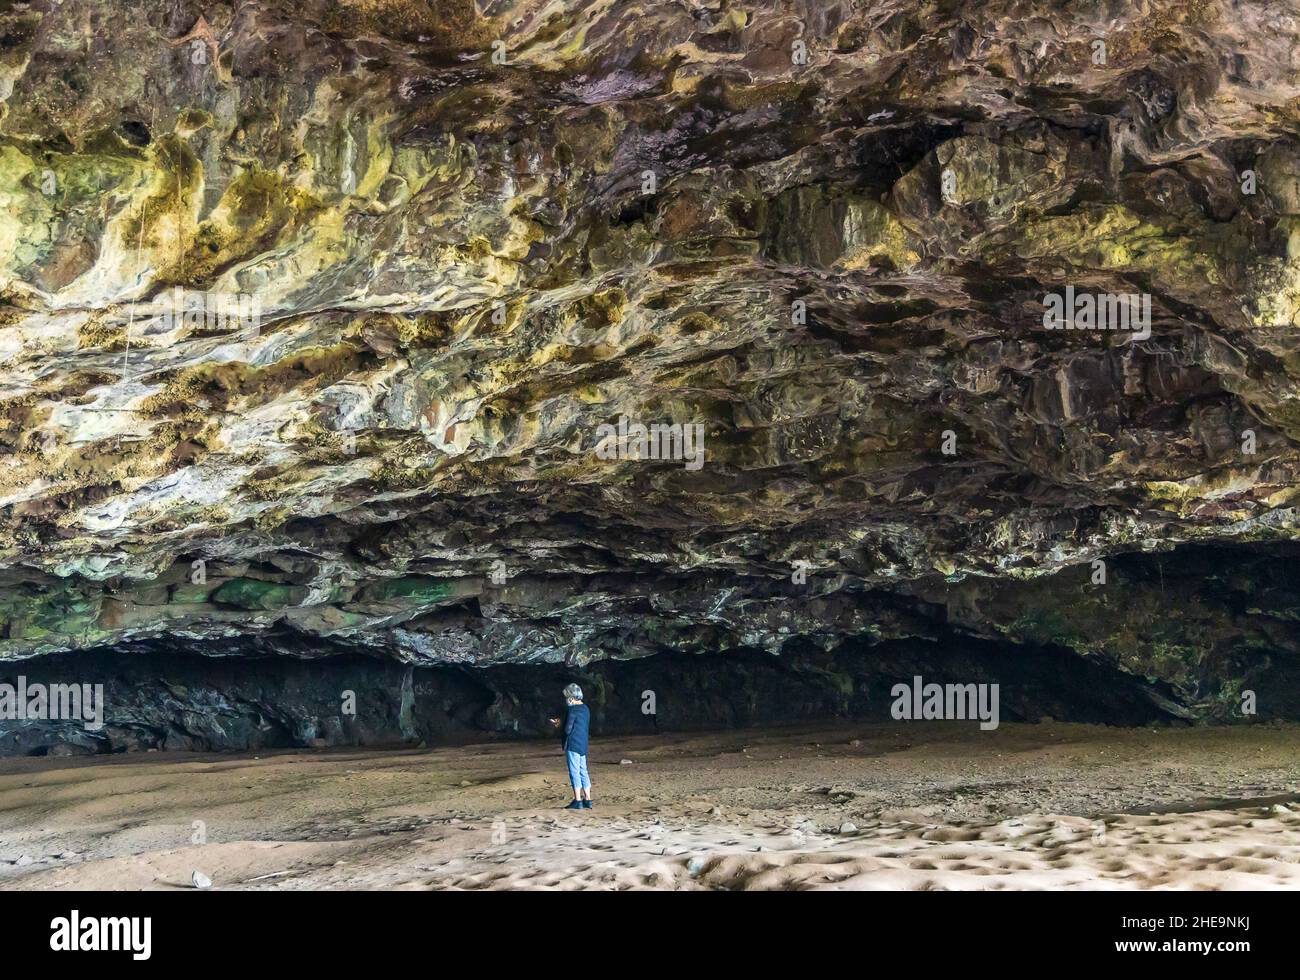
[2, 0, 1300, 750]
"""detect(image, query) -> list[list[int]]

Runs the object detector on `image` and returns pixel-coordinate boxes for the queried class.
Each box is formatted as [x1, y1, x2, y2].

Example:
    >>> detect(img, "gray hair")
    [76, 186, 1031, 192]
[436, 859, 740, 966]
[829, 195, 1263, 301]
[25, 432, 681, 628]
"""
[563, 683, 583, 701]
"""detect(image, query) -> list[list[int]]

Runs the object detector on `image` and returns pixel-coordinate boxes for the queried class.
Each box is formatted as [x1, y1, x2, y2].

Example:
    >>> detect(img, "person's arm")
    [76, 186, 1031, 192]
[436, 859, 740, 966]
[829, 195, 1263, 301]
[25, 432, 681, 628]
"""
[564, 706, 576, 741]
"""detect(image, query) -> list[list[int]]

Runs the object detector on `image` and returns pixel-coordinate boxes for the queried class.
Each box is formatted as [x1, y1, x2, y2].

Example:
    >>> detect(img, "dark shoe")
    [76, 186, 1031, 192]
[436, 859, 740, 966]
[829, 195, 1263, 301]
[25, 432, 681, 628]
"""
[564, 800, 585, 810]
[582, 800, 593, 809]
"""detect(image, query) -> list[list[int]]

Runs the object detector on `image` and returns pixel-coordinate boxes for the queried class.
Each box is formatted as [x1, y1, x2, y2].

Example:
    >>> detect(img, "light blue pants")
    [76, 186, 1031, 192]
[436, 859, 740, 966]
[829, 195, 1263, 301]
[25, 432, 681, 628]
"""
[566, 750, 591, 791]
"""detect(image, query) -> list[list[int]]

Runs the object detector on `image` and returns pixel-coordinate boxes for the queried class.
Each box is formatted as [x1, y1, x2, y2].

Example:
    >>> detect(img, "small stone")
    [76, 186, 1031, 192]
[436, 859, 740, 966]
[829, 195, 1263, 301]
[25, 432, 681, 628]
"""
[839, 822, 858, 834]
[619, 759, 633, 765]
[1271, 804, 1292, 815]
[191, 870, 212, 889]
[686, 856, 707, 876]
[15, 854, 32, 867]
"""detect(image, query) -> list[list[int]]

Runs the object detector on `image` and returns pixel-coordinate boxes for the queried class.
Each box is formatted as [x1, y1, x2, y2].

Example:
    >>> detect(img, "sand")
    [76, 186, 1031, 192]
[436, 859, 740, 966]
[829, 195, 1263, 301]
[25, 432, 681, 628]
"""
[1, 721, 1299, 890]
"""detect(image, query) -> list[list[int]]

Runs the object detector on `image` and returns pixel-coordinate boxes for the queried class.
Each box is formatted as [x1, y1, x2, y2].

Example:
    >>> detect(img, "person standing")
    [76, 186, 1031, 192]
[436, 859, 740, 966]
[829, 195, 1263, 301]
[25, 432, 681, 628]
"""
[549, 683, 592, 810]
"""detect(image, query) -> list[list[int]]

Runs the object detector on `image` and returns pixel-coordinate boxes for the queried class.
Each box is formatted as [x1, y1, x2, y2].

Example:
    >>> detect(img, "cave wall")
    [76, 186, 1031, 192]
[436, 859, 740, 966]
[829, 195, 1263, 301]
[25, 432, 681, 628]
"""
[2, 631, 1191, 757]
[1, 2, 1300, 743]
[7, 541, 1300, 757]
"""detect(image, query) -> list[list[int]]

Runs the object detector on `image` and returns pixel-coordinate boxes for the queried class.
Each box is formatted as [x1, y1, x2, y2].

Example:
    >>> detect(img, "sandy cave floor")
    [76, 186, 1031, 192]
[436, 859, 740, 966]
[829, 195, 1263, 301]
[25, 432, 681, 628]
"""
[1, 722, 1299, 891]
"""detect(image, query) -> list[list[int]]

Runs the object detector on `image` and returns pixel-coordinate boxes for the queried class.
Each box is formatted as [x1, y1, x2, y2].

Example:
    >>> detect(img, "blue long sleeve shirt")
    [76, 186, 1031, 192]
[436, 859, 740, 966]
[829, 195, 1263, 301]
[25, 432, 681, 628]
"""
[562, 703, 590, 755]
